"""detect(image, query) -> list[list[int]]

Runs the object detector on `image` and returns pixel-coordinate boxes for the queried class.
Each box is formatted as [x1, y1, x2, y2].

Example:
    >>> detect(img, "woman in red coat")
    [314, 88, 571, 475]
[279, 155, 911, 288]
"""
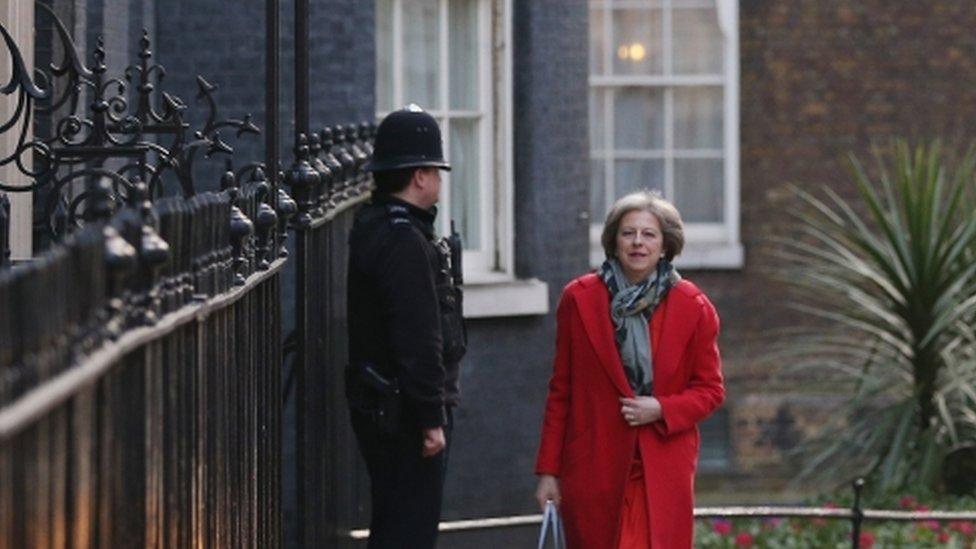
[535, 191, 725, 548]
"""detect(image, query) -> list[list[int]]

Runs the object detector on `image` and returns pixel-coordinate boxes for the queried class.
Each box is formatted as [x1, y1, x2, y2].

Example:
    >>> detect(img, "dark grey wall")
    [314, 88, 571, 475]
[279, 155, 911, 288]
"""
[309, 0, 376, 128]
[151, 0, 375, 193]
[83, 0, 153, 76]
[154, 0, 276, 192]
[442, 0, 591, 525]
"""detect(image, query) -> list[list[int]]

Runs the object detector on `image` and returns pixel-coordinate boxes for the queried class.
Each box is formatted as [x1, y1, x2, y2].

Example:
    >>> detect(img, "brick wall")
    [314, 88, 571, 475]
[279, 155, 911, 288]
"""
[692, 0, 976, 490]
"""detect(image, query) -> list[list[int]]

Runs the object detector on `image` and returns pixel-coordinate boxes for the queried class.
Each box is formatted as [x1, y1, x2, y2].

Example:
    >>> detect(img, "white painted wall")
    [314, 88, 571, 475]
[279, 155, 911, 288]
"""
[0, 0, 33, 259]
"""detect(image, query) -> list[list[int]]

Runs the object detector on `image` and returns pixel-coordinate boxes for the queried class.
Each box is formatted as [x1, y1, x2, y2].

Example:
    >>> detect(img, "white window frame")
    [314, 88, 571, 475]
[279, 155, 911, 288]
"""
[376, 0, 515, 283]
[377, 0, 547, 317]
[588, 0, 742, 269]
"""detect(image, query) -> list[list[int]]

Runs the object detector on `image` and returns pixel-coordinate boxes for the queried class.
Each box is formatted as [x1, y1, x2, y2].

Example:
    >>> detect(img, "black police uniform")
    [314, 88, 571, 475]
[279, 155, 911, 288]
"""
[345, 105, 465, 549]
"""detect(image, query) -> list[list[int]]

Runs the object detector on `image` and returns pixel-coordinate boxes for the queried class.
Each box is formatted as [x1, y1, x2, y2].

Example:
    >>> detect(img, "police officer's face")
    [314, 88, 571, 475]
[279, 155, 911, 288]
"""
[417, 167, 442, 207]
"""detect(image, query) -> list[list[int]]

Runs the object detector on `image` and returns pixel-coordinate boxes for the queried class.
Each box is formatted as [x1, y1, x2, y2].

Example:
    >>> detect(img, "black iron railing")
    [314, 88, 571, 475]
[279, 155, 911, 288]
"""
[1, 3, 269, 249]
[0, 3, 296, 546]
[282, 125, 374, 548]
[0, 179, 286, 546]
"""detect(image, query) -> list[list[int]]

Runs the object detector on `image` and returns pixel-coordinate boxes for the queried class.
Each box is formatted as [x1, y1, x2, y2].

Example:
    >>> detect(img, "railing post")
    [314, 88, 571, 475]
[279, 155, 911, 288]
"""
[274, 178, 296, 257]
[320, 127, 343, 209]
[266, 0, 280, 210]
[284, 133, 319, 547]
[295, 0, 309, 138]
[851, 478, 865, 549]
[224, 166, 255, 286]
[0, 192, 9, 268]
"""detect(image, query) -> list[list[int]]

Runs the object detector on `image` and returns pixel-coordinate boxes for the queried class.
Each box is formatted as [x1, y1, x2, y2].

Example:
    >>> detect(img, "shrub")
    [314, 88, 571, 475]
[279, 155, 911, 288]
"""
[772, 141, 976, 493]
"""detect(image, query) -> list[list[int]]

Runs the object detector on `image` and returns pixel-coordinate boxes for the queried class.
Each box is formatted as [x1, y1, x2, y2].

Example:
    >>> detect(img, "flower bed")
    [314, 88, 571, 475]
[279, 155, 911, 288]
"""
[694, 493, 976, 548]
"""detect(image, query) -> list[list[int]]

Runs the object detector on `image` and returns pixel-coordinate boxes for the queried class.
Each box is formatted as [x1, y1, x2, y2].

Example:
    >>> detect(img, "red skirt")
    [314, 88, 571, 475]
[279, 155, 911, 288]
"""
[618, 451, 650, 548]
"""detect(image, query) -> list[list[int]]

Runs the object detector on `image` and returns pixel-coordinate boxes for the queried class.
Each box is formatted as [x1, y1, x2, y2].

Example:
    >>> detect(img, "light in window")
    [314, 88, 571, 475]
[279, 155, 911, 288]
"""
[616, 43, 647, 62]
[589, 0, 740, 265]
[612, 9, 662, 75]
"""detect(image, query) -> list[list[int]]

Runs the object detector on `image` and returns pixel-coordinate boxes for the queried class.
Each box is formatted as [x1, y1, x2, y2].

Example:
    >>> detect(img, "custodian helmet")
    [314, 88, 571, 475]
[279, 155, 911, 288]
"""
[364, 104, 451, 172]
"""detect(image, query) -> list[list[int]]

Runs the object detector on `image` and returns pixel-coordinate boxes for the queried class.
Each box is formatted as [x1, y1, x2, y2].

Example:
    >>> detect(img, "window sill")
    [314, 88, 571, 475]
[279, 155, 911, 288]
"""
[674, 241, 744, 270]
[461, 277, 549, 319]
[590, 241, 744, 270]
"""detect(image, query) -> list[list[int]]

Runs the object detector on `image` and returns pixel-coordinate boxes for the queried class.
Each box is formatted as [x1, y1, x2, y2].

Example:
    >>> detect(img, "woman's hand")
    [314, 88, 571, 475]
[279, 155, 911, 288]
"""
[619, 396, 663, 427]
[535, 474, 561, 510]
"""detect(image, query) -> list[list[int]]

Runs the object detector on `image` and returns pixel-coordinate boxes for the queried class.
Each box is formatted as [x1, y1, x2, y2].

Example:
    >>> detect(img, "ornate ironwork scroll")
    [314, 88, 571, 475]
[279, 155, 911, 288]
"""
[0, 3, 289, 250]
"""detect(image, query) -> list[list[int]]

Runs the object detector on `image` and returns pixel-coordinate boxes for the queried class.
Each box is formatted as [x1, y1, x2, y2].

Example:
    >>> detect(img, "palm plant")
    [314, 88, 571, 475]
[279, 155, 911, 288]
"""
[772, 141, 976, 493]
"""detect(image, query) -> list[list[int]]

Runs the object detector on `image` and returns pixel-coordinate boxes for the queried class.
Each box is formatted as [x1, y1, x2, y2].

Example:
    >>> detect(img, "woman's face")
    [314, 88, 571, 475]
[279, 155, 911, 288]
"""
[615, 209, 664, 283]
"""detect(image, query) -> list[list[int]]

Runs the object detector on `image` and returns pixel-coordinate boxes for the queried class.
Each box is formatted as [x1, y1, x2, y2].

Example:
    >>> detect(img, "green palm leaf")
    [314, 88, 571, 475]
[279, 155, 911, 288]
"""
[773, 140, 976, 493]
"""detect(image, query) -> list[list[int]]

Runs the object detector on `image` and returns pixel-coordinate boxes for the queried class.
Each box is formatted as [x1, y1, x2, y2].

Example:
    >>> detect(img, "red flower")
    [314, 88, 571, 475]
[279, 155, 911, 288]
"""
[918, 520, 941, 532]
[712, 520, 733, 535]
[824, 501, 840, 509]
[899, 496, 918, 509]
[735, 532, 754, 547]
[938, 531, 951, 543]
[859, 530, 876, 549]
[917, 505, 932, 512]
[949, 521, 975, 535]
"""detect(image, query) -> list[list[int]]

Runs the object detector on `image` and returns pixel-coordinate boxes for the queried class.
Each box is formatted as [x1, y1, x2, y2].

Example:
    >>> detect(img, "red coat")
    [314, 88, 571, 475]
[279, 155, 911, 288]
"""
[535, 274, 725, 549]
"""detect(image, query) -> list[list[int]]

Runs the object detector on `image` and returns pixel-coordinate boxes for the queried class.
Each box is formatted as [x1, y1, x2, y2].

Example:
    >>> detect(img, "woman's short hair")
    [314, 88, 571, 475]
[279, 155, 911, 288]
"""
[600, 190, 685, 261]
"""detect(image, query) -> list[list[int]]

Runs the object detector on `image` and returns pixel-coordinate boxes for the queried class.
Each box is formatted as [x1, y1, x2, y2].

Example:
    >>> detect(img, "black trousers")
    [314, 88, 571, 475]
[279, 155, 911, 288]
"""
[350, 407, 453, 549]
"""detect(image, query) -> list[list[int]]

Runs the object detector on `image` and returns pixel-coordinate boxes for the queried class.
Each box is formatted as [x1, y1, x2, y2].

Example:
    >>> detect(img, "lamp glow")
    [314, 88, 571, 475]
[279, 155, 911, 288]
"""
[629, 43, 646, 61]
[616, 43, 647, 62]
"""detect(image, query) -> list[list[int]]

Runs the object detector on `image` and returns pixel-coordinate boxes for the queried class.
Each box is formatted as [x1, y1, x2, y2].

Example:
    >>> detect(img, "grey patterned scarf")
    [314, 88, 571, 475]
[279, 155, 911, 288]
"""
[599, 258, 681, 396]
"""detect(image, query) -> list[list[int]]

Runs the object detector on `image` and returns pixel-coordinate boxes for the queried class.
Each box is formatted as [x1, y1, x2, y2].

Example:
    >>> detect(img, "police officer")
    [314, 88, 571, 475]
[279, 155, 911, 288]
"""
[346, 104, 466, 548]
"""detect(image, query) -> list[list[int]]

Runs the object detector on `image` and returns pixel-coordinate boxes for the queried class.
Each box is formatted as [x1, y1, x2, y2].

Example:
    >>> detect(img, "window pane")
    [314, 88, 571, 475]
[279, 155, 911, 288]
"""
[615, 159, 664, 199]
[591, 157, 606, 220]
[612, 8, 663, 75]
[403, 0, 441, 109]
[449, 0, 478, 110]
[674, 158, 723, 222]
[589, 88, 606, 152]
[589, 8, 605, 75]
[614, 88, 664, 150]
[673, 87, 723, 149]
[449, 119, 481, 249]
[698, 408, 731, 472]
[672, 7, 723, 75]
[376, 0, 394, 111]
